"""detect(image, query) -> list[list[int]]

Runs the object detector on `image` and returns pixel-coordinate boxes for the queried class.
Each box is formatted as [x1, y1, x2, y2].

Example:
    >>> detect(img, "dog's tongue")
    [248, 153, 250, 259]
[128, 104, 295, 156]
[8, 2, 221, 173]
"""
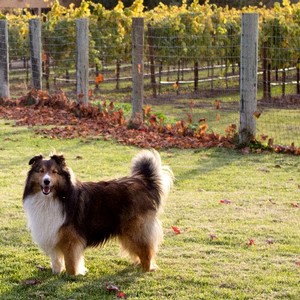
[43, 187, 51, 195]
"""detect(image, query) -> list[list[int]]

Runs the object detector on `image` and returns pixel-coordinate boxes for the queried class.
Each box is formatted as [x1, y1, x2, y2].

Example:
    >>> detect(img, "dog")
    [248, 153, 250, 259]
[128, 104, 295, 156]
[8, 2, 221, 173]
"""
[23, 150, 173, 275]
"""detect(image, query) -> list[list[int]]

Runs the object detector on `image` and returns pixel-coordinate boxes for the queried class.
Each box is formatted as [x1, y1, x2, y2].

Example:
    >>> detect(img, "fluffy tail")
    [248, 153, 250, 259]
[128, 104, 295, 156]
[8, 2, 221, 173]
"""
[131, 149, 174, 207]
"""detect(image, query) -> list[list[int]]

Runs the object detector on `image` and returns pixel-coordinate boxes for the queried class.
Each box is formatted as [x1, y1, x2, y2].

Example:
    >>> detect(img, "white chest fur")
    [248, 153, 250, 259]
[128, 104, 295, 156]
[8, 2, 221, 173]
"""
[23, 192, 65, 254]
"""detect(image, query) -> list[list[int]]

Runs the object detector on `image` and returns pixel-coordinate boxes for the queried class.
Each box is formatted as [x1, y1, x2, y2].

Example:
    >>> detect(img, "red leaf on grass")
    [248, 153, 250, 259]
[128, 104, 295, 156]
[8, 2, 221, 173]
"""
[246, 239, 255, 246]
[172, 226, 181, 234]
[117, 291, 127, 299]
[220, 199, 231, 204]
[105, 283, 127, 298]
[291, 202, 299, 208]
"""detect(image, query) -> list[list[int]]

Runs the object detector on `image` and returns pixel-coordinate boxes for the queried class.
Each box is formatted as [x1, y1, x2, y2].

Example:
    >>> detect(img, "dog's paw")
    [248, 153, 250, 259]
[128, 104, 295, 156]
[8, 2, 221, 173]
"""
[149, 263, 159, 272]
[76, 266, 88, 276]
[52, 267, 65, 275]
[51, 262, 65, 275]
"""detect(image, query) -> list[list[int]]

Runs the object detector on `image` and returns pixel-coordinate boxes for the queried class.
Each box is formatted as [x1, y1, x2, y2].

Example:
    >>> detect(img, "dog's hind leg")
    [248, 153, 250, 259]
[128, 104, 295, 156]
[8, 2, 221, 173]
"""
[120, 215, 163, 272]
[140, 216, 163, 271]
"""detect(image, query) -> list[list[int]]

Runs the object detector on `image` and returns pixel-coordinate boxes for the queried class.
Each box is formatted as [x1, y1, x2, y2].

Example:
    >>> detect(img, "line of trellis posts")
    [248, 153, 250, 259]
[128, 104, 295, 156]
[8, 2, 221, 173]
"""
[0, 14, 258, 145]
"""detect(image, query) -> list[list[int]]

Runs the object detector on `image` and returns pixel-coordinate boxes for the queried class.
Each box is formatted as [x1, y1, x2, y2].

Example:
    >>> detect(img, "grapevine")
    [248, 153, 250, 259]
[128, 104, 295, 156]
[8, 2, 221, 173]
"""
[2, 0, 300, 96]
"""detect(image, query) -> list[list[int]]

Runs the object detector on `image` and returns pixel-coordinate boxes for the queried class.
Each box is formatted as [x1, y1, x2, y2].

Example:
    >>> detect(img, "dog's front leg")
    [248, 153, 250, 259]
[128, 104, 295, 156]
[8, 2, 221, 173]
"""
[64, 242, 87, 276]
[50, 248, 65, 274]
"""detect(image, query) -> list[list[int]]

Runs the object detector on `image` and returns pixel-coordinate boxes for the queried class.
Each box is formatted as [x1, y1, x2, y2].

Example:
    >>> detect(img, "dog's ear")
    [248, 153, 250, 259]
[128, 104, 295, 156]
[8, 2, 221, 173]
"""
[51, 154, 66, 167]
[29, 155, 44, 166]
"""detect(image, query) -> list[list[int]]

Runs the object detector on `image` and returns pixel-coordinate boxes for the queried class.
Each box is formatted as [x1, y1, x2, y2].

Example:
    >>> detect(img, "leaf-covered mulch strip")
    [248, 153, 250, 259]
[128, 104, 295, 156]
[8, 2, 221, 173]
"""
[0, 90, 237, 150]
[0, 90, 299, 153]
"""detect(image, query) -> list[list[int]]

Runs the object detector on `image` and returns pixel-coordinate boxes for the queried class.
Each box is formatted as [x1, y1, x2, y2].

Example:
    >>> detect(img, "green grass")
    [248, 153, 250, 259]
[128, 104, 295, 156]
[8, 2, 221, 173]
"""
[0, 119, 300, 299]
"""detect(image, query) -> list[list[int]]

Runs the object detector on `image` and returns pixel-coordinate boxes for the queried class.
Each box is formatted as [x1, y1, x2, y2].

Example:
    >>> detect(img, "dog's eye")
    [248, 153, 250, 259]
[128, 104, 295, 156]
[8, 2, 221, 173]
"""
[39, 168, 44, 173]
[52, 169, 58, 174]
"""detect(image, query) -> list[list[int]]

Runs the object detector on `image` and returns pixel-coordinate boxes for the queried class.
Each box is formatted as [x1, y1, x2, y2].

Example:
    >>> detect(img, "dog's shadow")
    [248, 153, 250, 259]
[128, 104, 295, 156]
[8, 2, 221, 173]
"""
[14, 262, 148, 299]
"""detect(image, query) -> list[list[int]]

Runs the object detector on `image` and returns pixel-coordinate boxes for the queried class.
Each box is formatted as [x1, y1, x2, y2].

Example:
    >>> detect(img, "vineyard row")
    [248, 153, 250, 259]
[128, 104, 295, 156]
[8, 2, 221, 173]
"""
[1, 13, 261, 145]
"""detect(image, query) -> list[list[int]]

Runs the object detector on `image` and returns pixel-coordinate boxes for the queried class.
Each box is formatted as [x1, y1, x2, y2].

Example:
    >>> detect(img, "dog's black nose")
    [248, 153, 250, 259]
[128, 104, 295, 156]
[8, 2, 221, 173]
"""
[44, 178, 50, 186]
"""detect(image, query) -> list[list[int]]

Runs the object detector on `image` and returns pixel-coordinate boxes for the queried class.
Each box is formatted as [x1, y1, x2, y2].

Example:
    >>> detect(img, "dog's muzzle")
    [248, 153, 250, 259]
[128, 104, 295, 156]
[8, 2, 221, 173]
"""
[42, 176, 52, 195]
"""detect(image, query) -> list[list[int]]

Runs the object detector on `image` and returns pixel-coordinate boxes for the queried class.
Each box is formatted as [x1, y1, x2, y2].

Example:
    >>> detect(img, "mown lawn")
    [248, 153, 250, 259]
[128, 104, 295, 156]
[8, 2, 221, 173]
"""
[0, 119, 299, 299]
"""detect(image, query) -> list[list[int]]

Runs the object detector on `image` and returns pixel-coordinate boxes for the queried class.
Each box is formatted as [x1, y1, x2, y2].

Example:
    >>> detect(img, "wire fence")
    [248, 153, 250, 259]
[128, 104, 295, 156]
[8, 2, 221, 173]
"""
[2, 14, 300, 147]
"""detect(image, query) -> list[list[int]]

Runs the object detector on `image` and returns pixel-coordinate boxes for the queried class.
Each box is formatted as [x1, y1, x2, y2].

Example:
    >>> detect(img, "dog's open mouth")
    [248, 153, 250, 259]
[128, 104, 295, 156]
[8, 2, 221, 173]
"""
[42, 186, 51, 195]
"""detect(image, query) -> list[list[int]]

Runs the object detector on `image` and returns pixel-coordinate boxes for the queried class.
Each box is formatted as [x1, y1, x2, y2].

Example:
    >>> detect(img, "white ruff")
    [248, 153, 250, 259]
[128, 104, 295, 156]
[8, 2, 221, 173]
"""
[23, 192, 65, 255]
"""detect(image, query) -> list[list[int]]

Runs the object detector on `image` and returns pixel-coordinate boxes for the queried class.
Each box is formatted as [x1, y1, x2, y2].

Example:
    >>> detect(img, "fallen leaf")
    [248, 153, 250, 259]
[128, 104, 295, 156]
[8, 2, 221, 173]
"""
[88, 89, 93, 98]
[291, 203, 299, 208]
[172, 226, 181, 234]
[268, 198, 276, 205]
[143, 105, 152, 117]
[173, 81, 179, 90]
[246, 239, 255, 246]
[95, 74, 104, 84]
[253, 111, 261, 118]
[36, 265, 47, 271]
[260, 134, 268, 141]
[199, 123, 208, 134]
[189, 100, 195, 109]
[22, 279, 42, 286]
[106, 283, 120, 293]
[209, 233, 218, 240]
[268, 138, 274, 147]
[105, 283, 127, 298]
[258, 167, 270, 173]
[78, 93, 84, 100]
[220, 199, 231, 204]
[215, 100, 220, 109]
[241, 147, 250, 154]
[117, 291, 127, 299]
[266, 239, 275, 245]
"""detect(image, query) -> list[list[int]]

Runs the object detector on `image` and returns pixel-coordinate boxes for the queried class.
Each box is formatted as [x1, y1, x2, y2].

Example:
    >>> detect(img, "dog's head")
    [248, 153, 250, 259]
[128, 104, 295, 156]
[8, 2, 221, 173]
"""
[26, 154, 73, 196]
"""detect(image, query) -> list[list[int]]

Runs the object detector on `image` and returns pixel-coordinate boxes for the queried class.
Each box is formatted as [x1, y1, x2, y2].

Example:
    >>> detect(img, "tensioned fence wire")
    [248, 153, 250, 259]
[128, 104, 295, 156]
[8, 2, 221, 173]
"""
[144, 15, 241, 137]
[5, 16, 300, 147]
[256, 23, 300, 147]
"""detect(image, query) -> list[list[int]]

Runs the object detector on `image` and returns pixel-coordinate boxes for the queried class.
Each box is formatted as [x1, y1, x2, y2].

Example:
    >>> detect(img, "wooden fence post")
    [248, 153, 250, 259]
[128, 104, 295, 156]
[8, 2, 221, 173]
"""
[239, 13, 258, 145]
[29, 18, 42, 90]
[0, 20, 10, 98]
[76, 18, 89, 104]
[131, 17, 144, 120]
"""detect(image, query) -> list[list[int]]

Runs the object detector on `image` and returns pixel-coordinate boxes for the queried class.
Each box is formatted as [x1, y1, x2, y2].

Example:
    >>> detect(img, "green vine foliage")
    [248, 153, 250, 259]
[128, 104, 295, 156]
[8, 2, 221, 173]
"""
[6, 10, 33, 61]
[3, 0, 300, 75]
